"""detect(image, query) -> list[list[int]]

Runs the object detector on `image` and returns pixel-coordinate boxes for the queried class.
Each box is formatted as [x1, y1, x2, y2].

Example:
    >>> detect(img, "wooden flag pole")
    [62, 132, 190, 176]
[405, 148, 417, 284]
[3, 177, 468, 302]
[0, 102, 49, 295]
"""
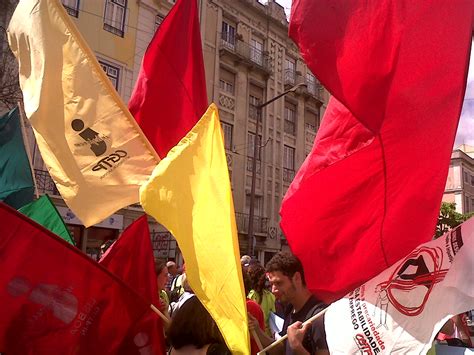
[17, 100, 39, 198]
[257, 306, 329, 355]
[150, 303, 170, 324]
[251, 329, 264, 351]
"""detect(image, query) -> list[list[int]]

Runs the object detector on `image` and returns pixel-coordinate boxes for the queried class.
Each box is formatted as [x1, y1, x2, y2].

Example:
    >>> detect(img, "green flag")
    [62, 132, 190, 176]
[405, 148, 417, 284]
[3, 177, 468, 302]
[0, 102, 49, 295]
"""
[19, 195, 75, 245]
[0, 106, 34, 209]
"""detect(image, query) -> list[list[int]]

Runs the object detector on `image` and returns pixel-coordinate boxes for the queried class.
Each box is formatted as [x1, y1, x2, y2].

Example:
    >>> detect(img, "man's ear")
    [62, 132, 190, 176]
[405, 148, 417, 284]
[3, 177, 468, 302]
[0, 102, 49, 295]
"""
[292, 271, 303, 287]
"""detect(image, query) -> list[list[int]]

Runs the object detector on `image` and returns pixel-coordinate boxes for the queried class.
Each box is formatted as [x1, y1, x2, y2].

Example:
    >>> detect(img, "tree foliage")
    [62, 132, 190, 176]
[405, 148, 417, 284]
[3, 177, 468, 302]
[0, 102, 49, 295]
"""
[435, 202, 474, 238]
[0, 0, 22, 111]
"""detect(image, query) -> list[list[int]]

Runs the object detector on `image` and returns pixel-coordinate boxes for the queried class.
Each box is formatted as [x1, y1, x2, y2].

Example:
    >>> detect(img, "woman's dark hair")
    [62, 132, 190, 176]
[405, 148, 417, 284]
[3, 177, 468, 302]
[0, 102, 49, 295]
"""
[242, 266, 252, 295]
[247, 263, 266, 298]
[167, 296, 230, 352]
[155, 259, 167, 276]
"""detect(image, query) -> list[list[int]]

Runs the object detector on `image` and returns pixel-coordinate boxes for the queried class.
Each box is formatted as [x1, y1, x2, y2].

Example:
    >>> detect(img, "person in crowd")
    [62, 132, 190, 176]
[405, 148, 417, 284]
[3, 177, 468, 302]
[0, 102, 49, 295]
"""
[165, 261, 179, 292]
[247, 263, 276, 336]
[155, 259, 170, 320]
[242, 266, 265, 355]
[169, 273, 194, 317]
[167, 295, 231, 355]
[249, 252, 328, 355]
[437, 312, 473, 347]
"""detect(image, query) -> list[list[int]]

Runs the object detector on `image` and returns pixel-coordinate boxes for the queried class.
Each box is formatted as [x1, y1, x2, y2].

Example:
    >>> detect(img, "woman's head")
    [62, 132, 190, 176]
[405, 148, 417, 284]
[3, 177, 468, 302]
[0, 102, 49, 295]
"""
[155, 259, 168, 291]
[168, 296, 229, 351]
[247, 263, 266, 296]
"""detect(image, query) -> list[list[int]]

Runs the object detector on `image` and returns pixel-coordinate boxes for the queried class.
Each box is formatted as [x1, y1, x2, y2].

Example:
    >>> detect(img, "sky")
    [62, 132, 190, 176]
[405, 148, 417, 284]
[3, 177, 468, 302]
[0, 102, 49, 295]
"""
[274, 0, 473, 147]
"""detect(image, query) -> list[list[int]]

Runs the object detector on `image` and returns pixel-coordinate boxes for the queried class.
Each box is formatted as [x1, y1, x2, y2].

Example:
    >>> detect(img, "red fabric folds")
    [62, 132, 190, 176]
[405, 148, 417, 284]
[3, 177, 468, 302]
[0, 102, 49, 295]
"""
[129, 0, 208, 158]
[100, 215, 165, 354]
[0, 203, 151, 354]
[281, 0, 474, 303]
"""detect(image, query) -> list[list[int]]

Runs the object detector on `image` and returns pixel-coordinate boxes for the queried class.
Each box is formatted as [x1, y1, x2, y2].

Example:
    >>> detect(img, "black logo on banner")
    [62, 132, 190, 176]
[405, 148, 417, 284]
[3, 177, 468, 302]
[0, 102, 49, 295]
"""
[71, 117, 129, 177]
[71, 118, 107, 157]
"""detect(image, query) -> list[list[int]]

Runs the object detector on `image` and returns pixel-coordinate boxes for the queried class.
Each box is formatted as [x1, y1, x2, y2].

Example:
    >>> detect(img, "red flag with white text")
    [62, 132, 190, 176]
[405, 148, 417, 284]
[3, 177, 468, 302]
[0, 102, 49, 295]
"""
[100, 215, 165, 354]
[281, 0, 474, 303]
[0, 203, 152, 354]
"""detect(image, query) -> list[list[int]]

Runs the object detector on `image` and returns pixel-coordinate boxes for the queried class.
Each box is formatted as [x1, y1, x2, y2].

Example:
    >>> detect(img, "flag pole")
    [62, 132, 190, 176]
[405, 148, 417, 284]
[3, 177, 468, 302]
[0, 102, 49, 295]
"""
[257, 306, 329, 355]
[17, 100, 39, 198]
[150, 303, 170, 324]
[251, 329, 264, 351]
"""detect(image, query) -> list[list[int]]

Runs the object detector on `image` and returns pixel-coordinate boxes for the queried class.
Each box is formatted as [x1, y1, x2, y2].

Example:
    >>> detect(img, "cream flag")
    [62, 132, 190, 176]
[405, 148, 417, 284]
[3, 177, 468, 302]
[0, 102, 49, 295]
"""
[7, 0, 159, 226]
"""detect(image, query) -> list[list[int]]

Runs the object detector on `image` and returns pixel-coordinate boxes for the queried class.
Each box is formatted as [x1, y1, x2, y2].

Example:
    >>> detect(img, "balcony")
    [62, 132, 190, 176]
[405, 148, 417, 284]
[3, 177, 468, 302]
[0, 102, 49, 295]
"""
[284, 69, 296, 87]
[235, 212, 269, 235]
[302, 78, 323, 102]
[34, 169, 60, 196]
[283, 167, 295, 184]
[219, 33, 272, 75]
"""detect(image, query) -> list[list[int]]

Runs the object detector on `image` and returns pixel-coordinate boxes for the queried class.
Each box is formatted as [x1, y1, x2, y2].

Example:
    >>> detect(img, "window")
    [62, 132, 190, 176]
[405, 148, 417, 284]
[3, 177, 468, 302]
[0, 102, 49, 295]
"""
[249, 84, 263, 121]
[283, 145, 295, 183]
[285, 58, 296, 85]
[284, 101, 296, 135]
[219, 68, 235, 95]
[283, 145, 295, 170]
[465, 195, 470, 213]
[155, 14, 164, 32]
[247, 132, 262, 160]
[99, 60, 120, 90]
[221, 21, 236, 49]
[250, 38, 264, 66]
[62, 0, 80, 17]
[306, 72, 317, 95]
[104, 0, 127, 37]
[305, 110, 319, 131]
[245, 195, 263, 217]
[221, 122, 233, 150]
[464, 171, 469, 183]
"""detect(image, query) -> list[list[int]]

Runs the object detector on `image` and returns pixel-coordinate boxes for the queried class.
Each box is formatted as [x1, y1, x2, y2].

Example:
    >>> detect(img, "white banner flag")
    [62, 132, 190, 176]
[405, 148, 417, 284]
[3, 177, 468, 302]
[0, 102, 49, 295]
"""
[325, 217, 474, 354]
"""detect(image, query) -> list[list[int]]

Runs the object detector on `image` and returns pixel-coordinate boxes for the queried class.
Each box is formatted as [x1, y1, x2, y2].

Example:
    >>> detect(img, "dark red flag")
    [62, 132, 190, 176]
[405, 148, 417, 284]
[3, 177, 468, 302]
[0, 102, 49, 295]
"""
[281, 0, 473, 303]
[0, 203, 152, 354]
[100, 215, 165, 354]
[129, 0, 208, 158]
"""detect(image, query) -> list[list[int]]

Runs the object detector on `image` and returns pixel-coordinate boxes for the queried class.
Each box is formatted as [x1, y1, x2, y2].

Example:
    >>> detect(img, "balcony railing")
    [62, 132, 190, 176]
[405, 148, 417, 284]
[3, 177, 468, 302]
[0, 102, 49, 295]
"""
[235, 212, 269, 234]
[220, 33, 272, 74]
[283, 168, 295, 183]
[304, 78, 323, 101]
[34, 169, 60, 196]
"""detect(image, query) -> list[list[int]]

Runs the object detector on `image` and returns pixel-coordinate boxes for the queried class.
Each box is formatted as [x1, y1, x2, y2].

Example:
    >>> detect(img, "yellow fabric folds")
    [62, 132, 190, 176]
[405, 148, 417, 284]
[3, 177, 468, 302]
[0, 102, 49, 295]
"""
[140, 104, 250, 355]
[7, 0, 159, 227]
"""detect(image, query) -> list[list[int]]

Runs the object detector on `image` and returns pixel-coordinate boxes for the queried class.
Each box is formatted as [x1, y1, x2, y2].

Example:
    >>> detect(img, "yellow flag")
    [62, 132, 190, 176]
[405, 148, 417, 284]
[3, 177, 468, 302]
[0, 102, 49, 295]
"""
[140, 104, 250, 355]
[7, 0, 159, 227]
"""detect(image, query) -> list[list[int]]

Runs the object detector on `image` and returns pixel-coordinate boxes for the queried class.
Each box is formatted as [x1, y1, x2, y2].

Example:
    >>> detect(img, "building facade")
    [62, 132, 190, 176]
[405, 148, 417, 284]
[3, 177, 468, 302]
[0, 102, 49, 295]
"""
[3, 0, 329, 264]
[443, 144, 474, 214]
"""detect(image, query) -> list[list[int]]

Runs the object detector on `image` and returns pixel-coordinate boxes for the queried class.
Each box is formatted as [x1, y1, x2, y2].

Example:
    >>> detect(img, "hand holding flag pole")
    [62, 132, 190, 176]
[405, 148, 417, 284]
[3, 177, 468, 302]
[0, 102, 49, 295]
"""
[257, 307, 329, 355]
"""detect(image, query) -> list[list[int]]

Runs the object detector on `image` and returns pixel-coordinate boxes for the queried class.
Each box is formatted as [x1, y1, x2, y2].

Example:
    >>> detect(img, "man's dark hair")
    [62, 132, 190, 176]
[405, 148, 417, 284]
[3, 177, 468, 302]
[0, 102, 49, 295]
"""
[154, 259, 167, 276]
[265, 252, 306, 286]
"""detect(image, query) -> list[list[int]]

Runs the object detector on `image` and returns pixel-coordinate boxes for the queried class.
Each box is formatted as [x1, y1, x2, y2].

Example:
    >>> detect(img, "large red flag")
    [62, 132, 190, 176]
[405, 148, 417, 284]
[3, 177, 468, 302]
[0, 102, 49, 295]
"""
[0, 203, 152, 354]
[99, 215, 165, 354]
[281, 1, 474, 303]
[129, 0, 208, 158]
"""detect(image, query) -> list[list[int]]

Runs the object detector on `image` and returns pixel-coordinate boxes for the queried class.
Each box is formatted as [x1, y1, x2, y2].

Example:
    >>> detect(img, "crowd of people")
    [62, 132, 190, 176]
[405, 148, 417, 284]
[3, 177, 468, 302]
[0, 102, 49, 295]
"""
[156, 252, 330, 355]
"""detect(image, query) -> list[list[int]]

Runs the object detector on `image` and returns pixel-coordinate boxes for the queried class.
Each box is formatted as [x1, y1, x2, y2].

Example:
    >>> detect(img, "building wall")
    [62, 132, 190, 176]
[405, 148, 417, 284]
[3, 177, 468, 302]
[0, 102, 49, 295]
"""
[442, 146, 474, 214]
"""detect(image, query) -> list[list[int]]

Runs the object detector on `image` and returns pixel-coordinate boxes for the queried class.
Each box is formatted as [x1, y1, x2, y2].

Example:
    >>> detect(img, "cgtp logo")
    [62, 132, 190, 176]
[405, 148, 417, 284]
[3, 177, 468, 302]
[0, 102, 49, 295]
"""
[71, 118, 107, 157]
[353, 334, 373, 355]
[71, 117, 129, 174]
